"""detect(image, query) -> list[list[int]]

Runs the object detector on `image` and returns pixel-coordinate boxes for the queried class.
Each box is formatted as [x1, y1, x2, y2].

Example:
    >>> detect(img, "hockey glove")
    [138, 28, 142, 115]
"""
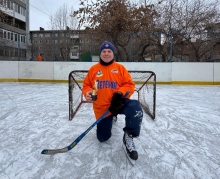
[109, 92, 124, 116]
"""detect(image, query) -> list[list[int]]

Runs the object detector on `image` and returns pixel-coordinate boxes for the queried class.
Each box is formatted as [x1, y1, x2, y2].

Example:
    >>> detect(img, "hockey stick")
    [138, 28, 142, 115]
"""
[41, 91, 130, 155]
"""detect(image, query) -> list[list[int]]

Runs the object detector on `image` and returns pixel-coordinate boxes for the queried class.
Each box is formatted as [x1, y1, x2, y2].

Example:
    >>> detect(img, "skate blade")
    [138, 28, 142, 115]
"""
[122, 144, 136, 165]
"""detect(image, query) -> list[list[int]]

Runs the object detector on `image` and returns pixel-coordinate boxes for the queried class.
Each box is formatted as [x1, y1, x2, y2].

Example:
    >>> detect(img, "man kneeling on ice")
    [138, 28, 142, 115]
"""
[82, 41, 143, 165]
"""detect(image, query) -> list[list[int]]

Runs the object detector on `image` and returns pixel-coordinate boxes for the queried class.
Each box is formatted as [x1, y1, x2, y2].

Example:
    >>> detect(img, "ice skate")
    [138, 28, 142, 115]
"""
[122, 132, 138, 165]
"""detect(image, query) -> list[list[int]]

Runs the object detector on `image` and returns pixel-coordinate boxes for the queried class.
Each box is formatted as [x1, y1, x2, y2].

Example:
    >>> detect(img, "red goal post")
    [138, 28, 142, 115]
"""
[68, 70, 156, 120]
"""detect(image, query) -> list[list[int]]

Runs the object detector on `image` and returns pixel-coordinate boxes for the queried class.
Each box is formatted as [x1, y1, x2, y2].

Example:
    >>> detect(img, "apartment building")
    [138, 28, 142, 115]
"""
[30, 28, 96, 61]
[0, 0, 29, 61]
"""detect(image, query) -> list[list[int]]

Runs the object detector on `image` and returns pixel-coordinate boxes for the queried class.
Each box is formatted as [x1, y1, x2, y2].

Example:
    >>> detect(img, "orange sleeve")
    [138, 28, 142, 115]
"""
[117, 65, 135, 98]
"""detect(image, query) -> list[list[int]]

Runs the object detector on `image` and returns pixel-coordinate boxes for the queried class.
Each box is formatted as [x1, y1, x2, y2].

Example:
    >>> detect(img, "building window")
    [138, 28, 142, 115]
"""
[3, 49, 7, 56]
[20, 6, 23, 15]
[45, 33, 50, 37]
[14, 3, 17, 12]
[18, 4, 20, 13]
[8, 49, 11, 56]
[20, 7, 26, 16]
[4, 31, 7, 38]
[21, 36, 24, 43]
[7, 32, 10, 40]
[14, 34, 17, 41]
[23, 8, 26, 16]
[10, 1, 13, 9]
[33, 34, 37, 37]
[11, 32, 13, 40]
[10, 48, 14, 56]
[72, 52, 77, 56]
[15, 49, 18, 56]
[0, 29, 3, 38]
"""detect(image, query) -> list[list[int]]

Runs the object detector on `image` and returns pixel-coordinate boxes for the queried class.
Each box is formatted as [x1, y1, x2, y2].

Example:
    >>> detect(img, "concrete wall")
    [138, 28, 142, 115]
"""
[0, 61, 219, 85]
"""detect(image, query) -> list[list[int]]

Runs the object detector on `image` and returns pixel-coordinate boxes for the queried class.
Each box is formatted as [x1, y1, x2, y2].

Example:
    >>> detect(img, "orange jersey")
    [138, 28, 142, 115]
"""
[82, 61, 135, 119]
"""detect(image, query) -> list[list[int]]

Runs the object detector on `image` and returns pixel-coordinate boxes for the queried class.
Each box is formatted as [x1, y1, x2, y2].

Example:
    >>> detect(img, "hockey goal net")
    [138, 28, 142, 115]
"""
[68, 70, 156, 120]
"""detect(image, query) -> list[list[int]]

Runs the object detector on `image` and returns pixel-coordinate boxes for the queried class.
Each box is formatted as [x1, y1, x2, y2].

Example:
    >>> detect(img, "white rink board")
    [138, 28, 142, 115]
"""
[0, 61, 219, 83]
[54, 62, 96, 80]
[172, 62, 213, 82]
[18, 61, 54, 80]
[214, 63, 220, 82]
[121, 62, 172, 82]
[0, 61, 18, 78]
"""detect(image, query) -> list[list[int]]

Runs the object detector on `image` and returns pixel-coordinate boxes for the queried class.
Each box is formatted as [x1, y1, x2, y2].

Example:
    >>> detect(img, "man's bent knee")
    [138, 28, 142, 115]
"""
[97, 131, 111, 142]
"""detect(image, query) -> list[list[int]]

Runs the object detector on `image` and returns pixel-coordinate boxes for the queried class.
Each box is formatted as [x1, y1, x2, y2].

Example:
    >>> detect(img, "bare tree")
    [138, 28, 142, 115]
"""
[153, 0, 220, 62]
[73, 0, 161, 61]
[44, 3, 78, 61]
[48, 3, 77, 30]
[72, 0, 220, 62]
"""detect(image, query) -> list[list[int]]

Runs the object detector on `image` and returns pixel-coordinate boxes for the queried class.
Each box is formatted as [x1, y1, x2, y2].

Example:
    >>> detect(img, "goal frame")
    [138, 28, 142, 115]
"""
[68, 70, 156, 121]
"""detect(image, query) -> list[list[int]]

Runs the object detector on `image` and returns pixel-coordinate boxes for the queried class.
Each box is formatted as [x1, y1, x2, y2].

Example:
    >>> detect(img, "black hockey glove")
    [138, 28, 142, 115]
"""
[109, 92, 124, 116]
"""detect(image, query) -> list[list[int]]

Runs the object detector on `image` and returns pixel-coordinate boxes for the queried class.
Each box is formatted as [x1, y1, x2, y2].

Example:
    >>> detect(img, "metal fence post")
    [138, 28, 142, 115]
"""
[90, 33, 93, 60]
[129, 33, 132, 62]
[169, 32, 173, 62]
[211, 31, 214, 61]
[53, 32, 55, 61]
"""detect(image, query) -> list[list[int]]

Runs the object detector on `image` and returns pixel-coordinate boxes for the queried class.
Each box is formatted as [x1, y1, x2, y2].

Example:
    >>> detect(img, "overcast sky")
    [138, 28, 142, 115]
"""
[29, 0, 80, 30]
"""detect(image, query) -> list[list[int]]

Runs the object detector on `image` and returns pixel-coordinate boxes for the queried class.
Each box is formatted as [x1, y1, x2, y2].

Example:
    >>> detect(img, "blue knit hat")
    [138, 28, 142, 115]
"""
[99, 41, 115, 54]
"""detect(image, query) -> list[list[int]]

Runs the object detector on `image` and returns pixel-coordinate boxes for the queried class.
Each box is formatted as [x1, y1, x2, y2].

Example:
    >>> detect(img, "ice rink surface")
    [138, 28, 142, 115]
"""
[0, 82, 220, 179]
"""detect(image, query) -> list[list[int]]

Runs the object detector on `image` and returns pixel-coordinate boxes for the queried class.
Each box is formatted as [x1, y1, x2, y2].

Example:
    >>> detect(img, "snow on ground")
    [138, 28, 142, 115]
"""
[0, 82, 220, 179]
